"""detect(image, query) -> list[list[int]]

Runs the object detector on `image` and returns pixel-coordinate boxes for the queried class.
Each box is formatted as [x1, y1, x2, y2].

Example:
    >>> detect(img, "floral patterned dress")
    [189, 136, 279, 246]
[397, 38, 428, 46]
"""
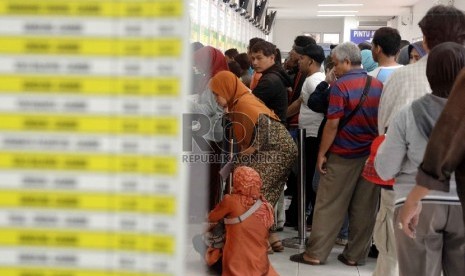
[236, 114, 297, 206]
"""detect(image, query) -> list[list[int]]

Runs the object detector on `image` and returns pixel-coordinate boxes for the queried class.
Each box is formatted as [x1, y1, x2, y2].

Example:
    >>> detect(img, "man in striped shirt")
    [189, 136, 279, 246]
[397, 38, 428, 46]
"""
[290, 42, 382, 266]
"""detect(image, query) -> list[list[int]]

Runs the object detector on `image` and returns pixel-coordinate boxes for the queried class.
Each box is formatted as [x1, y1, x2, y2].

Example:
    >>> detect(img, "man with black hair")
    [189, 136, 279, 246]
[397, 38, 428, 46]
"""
[295, 44, 326, 231]
[399, 39, 410, 49]
[293, 36, 316, 52]
[234, 53, 252, 87]
[227, 60, 242, 78]
[368, 26, 404, 276]
[249, 40, 293, 252]
[369, 27, 403, 83]
[379, 4, 465, 134]
[248, 37, 265, 52]
[250, 40, 292, 123]
[248, 37, 266, 89]
[284, 35, 317, 228]
[358, 41, 372, 51]
[224, 48, 239, 62]
[287, 36, 317, 127]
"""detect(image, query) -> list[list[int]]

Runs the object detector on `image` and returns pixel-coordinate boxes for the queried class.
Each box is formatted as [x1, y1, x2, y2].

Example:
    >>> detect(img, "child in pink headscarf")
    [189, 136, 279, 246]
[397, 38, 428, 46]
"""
[208, 166, 278, 276]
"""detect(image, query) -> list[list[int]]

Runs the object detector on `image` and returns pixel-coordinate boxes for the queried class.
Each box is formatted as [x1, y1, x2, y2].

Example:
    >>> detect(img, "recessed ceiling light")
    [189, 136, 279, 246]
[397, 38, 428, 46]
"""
[317, 14, 356, 17]
[318, 11, 359, 13]
[318, 4, 364, 7]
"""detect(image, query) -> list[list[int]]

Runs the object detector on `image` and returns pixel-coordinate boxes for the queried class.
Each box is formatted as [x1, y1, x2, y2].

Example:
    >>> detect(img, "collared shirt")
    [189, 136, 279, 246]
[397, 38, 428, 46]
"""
[327, 68, 383, 158]
[377, 56, 431, 134]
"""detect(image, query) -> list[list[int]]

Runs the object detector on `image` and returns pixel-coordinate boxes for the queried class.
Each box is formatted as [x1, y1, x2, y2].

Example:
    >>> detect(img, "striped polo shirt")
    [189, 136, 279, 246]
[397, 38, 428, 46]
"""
[327, 69, 383, 158]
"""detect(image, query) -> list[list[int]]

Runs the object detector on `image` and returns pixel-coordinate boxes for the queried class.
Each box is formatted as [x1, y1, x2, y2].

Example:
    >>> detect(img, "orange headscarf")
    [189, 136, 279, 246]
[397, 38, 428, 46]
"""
[209, 71, 279, 150]
[233, 166, 274, 228]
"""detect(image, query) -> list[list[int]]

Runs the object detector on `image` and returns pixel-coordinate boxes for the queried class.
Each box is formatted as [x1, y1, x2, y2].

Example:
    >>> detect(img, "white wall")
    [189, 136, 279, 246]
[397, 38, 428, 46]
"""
[343, 17, 359, 43]
[272, 18, 344, 52]
[392, 0, 465, 42]
[455, 0, 465, 11]
[410, 0, 436, 41]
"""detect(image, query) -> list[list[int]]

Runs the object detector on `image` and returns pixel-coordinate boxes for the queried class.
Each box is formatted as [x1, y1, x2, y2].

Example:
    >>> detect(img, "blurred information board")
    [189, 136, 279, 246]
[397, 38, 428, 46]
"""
[0, 0, 188, 275]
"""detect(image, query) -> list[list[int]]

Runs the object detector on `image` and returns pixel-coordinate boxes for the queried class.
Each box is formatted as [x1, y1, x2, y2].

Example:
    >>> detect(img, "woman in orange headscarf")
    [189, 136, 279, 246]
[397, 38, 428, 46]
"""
[209, 166, 278, 276]
[209, 71, 297, 251]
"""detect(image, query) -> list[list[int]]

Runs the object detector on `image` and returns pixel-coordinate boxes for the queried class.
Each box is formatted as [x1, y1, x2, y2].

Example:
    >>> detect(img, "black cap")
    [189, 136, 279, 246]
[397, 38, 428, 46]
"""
[295, 44, 326, 64]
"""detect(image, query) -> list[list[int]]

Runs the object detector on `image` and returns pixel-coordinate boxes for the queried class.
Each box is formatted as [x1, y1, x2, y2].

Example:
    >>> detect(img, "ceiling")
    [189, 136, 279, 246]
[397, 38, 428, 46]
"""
[268, 0, 420, 19]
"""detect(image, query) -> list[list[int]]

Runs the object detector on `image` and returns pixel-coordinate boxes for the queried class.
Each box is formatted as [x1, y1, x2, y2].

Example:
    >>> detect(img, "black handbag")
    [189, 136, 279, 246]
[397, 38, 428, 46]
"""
[307, 81, 330, 113]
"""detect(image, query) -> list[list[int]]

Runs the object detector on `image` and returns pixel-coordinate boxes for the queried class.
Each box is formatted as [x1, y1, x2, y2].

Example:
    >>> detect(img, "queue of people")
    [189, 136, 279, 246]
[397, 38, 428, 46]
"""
[190, 4, 465, 275]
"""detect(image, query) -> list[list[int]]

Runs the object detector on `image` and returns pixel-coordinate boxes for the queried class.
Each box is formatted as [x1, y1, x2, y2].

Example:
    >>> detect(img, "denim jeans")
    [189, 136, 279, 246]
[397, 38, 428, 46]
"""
[338, 215, 349, 239]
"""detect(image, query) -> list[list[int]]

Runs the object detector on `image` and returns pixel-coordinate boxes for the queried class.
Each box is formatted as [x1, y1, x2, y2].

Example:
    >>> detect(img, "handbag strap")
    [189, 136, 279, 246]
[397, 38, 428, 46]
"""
[338, 75, 372, 130]
[223, 199, 263, 224]
[289, 71, 302, 104]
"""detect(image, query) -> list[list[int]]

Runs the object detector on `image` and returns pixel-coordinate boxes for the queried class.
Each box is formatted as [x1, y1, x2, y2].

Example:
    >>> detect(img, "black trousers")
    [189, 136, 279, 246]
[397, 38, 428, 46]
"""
[208, 140, 223, 211]
[285, 136, 319, 226]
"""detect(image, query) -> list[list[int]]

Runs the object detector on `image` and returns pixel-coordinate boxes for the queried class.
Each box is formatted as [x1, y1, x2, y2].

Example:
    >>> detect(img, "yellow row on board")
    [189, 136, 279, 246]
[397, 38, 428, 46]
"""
[0, 38, 182, 57]
[0, 190, 176, 215]
[0, 189, 176, 214]
[0, 76, 180, 96]
[0, 229, 174, 253]
[0, 114, 178, 135]
[0, 75, 180, 96]
[0, 152, 178, 175]
[0, 268, 171, 276]
[0, 0, 182, 17]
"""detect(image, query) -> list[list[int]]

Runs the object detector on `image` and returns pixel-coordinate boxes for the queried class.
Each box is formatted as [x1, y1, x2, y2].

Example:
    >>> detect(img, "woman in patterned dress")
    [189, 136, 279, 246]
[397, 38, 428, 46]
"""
[209, 71, 297, 250]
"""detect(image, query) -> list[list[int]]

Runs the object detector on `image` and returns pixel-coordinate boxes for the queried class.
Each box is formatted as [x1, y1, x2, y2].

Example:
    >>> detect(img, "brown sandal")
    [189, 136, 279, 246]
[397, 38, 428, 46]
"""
[269, 232, 284, 252]
[267, 244, 274, 254]
[270, 240, 284, 252]
[289, 253, 321, 265]
[337, 254, 358, 266]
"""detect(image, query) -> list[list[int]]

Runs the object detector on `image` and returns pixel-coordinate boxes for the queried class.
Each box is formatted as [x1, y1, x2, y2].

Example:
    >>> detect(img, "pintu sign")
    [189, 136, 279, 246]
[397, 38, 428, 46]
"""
[350, 30, 376, 44]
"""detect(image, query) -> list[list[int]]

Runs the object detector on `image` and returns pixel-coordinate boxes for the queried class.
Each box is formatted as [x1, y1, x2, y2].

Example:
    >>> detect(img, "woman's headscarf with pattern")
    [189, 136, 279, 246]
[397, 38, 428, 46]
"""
[233, 166, 274, 228]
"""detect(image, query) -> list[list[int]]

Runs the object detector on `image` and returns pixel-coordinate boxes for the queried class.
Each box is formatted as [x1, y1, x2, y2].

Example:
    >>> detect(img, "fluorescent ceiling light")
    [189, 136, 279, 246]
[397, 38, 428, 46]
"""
[318, 10, 359, 13]
[318, 4, 364, 7]
[317, 14, 356, 17]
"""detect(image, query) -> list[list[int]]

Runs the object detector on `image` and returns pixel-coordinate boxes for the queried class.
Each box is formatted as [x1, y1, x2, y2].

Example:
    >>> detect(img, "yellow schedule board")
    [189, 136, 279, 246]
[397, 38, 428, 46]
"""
[0, 0, 183, 18]
[0, 0, 188, 275]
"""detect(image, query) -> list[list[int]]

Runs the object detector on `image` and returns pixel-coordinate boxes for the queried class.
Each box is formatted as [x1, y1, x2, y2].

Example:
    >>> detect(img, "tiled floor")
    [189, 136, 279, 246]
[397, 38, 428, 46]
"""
[185, 224, 376, 276]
